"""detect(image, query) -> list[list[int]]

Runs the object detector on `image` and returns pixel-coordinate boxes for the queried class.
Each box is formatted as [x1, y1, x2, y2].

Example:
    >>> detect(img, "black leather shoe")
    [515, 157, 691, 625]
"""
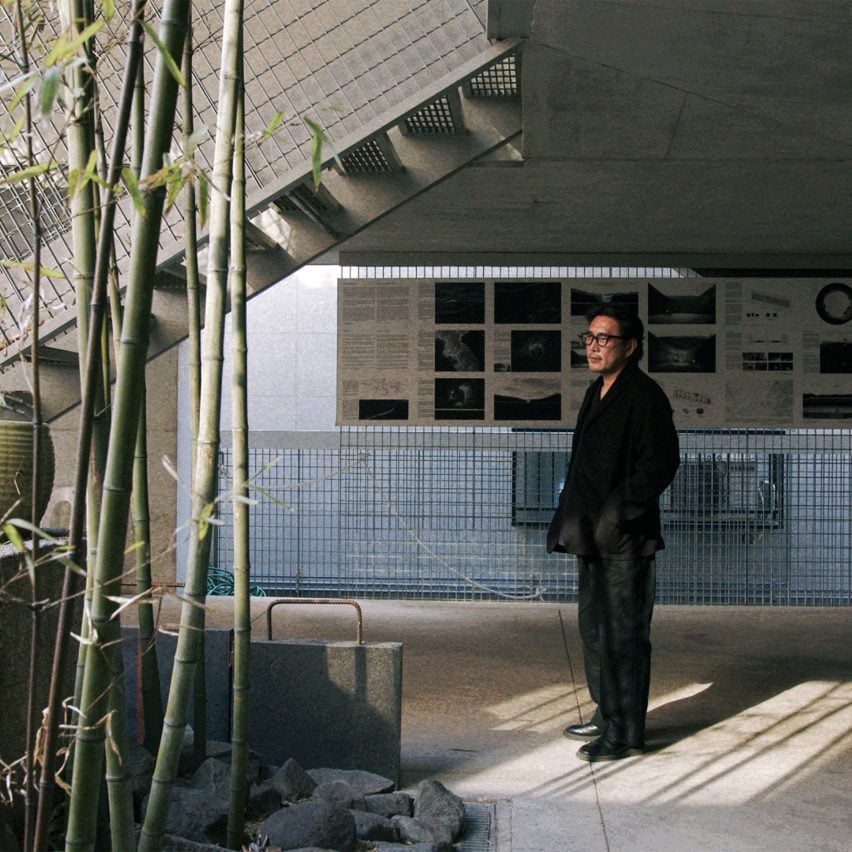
[577, 737, 644, 762]
[563, 722, 605, 741]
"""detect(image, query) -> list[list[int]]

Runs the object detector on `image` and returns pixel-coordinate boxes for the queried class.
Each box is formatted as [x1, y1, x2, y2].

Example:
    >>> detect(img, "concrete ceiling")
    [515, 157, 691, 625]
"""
[339, 0, 852, 268]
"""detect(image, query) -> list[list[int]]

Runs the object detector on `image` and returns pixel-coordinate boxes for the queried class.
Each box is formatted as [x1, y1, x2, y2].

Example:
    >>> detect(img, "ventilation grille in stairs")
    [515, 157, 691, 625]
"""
[468, 53, 518, 96]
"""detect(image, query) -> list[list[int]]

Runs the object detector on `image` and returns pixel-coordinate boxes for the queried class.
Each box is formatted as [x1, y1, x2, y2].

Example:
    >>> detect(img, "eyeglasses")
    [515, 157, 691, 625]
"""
[578, 331, 626, 348]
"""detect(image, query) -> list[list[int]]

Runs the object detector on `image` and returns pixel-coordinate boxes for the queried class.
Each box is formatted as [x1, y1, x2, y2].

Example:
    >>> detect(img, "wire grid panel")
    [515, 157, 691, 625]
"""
[337, 429, 565, 599]
[212, 447, 346, 595]
[213, 427, 851, 605]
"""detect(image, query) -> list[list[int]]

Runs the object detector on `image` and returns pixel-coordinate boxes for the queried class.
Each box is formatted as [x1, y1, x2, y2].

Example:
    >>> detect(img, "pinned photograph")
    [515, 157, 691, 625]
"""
[649, 334, 716, 373]
[435, 281, 485, 324]
[435, 330, 485, 372]
[495, 281, 561, 324]
[434, 378, 485, 420]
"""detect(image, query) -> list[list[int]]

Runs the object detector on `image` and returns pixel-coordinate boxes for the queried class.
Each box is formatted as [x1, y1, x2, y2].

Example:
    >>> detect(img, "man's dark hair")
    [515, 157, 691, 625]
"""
[586, 302, 644, 362]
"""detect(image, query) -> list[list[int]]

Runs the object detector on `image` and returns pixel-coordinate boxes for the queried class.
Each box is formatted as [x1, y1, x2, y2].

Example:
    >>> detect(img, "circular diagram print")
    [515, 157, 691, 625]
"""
[815, 282, 852, 325]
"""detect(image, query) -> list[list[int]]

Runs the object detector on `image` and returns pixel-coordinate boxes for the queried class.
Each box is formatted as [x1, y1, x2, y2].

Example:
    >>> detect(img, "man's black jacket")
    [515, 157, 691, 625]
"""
[547, 361, 680, 559]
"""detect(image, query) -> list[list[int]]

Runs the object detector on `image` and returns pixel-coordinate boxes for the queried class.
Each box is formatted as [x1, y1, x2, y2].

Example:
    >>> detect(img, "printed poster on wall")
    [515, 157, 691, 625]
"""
[336, 278, 852, 428]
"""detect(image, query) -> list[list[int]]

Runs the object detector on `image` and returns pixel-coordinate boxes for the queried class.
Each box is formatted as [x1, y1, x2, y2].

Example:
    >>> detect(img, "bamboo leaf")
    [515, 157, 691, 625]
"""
[165, 169, 187, 212]
[3, 522, 26, 552]
[85, 148, 99, 176]
[6, 518, 68, 546]
[9, 73, 37, 112]
[44, 36, 68, 69]
[249, 484, 292, 512]
[0, 259, 65, 280]
[105, 589, 151, 619]
[0, 160, 60, 185]
[39, 67, 62, 121]
[66, 168, 80, 200]
[2, 115, 26, 146]
[302, 117, 343, 189]
[303, 117, 325, 190]
[160, 455, 180, 482]
[185, 125, 208, 158]
[142, 20, 186, 88]
[102, 0, 116, 21]
[3, 522, 35, 587]
[261, 110, 285, 142]
[232, 494, 258, 506]
[198, 502, 216, 541]
[49, 21, 104, 66]
[54, 552, 86, 576]
[121, 167, 146, 215]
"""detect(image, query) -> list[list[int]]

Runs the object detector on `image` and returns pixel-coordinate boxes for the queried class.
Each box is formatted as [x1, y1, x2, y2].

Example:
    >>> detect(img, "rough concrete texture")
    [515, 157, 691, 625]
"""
[249, 639, 402, 782]
[0, 549, 81, 766]
[121, 625, 233, 743]
[128, 597, 851, 851]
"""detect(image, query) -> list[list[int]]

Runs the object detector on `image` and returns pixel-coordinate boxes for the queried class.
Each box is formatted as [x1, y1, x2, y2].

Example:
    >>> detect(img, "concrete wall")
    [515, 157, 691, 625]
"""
[176, 265, 339, 582]
[0, 548, 81, 766]
[44, 347, 180, 586]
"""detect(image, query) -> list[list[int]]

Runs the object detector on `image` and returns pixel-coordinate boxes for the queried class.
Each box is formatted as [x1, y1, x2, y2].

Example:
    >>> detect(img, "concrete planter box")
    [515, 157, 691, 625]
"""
[248, 639, 402, 783]
[121, 629, 402, 783]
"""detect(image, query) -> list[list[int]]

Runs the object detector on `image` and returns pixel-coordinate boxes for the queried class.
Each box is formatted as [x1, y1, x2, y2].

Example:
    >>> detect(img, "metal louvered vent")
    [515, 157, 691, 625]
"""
[468, 54, 519, 96]
[341, 137, 397, 174]
[289, 183, 338, 213]
[457, 802, 497, 851]
[275, 183, 340, 219]
[403, 94, 460, 134]
[273, 195, 300, 213]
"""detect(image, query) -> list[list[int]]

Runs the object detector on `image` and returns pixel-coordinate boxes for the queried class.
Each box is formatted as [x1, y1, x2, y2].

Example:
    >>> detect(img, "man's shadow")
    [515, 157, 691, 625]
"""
[643, 646, 850, 752]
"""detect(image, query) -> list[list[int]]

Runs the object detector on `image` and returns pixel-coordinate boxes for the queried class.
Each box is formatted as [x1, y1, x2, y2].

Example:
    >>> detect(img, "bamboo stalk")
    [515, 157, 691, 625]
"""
[64, 1, 189, 847]
[180, 12, 209, 771]
[138, 2, 244, 846]
[37, 2, 150, 847]
[12, 0, 45, 845]
[226, 59, 250, 849]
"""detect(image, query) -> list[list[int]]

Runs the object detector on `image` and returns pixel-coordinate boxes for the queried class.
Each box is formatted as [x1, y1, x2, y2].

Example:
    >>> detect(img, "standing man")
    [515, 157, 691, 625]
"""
[547, 303, 680, 762]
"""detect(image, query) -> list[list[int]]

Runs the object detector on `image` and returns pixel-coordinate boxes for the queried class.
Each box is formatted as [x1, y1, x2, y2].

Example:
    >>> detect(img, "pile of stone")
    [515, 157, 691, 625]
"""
[133, 741, 466, 851]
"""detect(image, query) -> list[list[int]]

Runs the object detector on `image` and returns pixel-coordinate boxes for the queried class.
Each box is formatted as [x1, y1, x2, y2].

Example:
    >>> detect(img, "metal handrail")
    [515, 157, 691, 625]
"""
[265, 597, 364, 644]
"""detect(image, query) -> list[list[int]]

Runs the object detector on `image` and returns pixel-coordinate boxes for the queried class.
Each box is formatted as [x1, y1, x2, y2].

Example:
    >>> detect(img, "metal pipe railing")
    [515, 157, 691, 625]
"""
[265, 597, 364, 644]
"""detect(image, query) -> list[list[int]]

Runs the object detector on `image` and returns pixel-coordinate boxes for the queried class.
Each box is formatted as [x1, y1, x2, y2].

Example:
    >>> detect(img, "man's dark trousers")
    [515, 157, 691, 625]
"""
[578, 557, 656, 747]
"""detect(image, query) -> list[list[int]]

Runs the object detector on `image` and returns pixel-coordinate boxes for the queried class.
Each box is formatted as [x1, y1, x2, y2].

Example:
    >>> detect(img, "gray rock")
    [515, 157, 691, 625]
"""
[307, 767, 394, 796]
[177, 725, 199, 775]
[203, 740, 263, 784]
[248, 779, 283, 816]
[414, 779, 466, 840]
[259, 801, 356, 852]
[373, 843, 454, 852]
[392, 815, 452, 847]
[313, 780, 366, 810]
[147, 833, 224, 851]
[189, 757, 230, 791]
[128, 743, 156, 815]
[364, 791, 413, 818]
[140, 782, 230, 845]
[204, 740, 233, 760]
[271, 758, 318, 801]
[350, 809, 399, 842]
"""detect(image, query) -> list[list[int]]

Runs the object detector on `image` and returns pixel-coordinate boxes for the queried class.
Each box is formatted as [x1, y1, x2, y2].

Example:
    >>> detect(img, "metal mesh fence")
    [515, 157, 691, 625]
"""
[213, 426, 851, 605]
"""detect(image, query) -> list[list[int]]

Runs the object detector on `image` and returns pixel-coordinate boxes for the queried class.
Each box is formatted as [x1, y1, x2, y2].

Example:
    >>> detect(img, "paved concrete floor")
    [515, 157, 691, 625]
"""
[153, 597, 851, 851]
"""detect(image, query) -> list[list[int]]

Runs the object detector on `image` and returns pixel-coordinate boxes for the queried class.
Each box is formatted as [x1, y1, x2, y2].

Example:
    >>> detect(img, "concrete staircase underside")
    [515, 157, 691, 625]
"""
[0, 40, 521, 422]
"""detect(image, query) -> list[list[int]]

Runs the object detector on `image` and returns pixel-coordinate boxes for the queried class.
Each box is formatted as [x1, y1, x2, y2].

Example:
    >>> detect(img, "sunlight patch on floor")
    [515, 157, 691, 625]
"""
[627, 680, 852, 806]
[487, 685, 578, 733]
